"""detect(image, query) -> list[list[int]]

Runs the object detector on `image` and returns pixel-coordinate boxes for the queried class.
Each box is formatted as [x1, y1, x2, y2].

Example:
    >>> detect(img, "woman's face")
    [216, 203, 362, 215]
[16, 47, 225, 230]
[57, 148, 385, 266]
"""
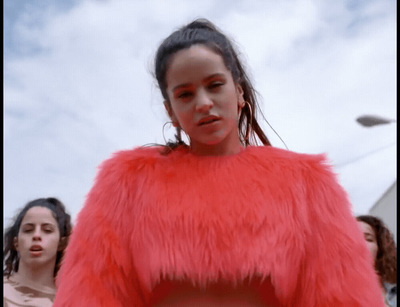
[15, 206, 61, 270]
[165, 44, 244, 155]
[358, 221, 378, 263]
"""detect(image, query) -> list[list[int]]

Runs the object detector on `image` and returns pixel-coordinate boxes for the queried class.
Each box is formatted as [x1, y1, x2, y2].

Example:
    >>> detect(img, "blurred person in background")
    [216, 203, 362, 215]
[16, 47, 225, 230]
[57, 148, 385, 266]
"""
[357, 215, 397, 307]
[3, 197, 72, 307]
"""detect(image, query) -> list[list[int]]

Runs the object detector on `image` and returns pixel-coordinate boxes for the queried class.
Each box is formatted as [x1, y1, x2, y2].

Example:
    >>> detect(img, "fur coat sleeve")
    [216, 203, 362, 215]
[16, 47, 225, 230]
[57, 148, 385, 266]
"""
[53, 146, 385, 307]
[280, 151, 385, 306]
[53, 148, 152, 306]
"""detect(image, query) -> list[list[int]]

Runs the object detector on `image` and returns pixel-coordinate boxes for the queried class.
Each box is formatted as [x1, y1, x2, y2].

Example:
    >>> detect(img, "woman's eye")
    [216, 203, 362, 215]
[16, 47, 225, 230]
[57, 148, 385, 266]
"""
[364, 236, 375, 243]
[43, 226, 55, 233]
[177, 92, 192, 99]
[209, 82, 223, 89]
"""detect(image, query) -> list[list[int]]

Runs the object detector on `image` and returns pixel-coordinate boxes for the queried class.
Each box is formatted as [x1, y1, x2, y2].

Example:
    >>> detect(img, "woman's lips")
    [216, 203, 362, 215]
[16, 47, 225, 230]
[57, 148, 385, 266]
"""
[198, 116, 221, 126]
[30, 245, 43, 251]
[29, 245, 43, 257]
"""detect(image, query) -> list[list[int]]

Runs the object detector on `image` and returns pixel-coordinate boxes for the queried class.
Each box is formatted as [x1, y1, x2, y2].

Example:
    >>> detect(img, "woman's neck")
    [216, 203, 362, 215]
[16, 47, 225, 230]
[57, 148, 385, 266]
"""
[15, 262, 56, 289]
[190, 136, 244, 156]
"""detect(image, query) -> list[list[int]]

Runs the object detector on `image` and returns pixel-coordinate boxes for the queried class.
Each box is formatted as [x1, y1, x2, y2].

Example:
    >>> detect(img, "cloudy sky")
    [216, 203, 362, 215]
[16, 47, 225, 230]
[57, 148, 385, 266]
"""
[4, 0, 396, 226]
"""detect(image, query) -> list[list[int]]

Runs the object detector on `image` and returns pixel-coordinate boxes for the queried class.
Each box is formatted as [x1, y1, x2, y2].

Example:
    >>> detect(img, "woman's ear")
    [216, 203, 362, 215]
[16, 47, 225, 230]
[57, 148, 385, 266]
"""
[236, 84, 245, 109]
[13, 237, 19, 251]
[57, 237, 68, 251]
[163, 101, 179, 127]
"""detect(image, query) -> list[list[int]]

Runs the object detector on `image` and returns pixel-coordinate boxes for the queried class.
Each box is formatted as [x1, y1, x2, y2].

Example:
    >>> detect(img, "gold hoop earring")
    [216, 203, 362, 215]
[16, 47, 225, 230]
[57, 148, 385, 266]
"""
[162, 121, 184, 145]
[162, 121, 173, 144]
[175, 126, 184, 144]
[244, 101, 253, 142]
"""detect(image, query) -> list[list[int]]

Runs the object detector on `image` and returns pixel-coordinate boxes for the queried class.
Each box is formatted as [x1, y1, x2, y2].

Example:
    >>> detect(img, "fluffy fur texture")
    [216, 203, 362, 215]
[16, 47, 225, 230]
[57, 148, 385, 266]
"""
[54, 146, 385, 306]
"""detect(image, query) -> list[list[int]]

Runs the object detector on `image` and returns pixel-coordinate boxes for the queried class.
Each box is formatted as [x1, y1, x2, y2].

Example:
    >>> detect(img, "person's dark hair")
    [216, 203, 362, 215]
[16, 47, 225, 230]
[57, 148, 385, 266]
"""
[3, 197, 73, 278]
[356, 215, 397, 284]
[154, 18, 272, 153]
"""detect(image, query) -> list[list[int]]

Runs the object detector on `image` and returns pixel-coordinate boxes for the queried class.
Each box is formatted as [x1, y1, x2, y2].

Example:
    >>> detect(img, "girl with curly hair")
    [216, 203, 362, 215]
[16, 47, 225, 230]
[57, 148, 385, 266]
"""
[3, 197, 72, 307]
[357, 215, 397, 307]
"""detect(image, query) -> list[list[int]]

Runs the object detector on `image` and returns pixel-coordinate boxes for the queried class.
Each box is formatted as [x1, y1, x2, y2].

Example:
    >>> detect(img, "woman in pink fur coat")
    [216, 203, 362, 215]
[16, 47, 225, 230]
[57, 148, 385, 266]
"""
[54, 18, 385, 306]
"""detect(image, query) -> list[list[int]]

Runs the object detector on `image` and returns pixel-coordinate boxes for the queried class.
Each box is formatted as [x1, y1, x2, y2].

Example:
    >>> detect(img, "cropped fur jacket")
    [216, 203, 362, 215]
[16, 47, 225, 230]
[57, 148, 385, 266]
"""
[54, 145, 385, 306]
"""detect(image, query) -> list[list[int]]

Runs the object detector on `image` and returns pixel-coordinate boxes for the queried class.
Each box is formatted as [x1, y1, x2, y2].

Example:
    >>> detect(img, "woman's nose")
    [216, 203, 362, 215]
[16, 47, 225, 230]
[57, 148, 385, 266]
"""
[195, 90, 213, 112]
[32, 228, 42, 240]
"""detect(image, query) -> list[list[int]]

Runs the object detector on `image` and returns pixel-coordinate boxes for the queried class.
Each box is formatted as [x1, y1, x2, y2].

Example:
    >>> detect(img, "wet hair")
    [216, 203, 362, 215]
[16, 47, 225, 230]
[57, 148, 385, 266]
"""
[154, 18, 272, 153]
[356, 215, 397, 284]
[3, 197, 73, 278]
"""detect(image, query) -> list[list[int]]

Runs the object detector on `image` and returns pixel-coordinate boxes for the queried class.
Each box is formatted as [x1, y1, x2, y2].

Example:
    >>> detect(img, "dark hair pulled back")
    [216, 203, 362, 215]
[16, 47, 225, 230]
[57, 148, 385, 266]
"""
[154, 18, 271, 153]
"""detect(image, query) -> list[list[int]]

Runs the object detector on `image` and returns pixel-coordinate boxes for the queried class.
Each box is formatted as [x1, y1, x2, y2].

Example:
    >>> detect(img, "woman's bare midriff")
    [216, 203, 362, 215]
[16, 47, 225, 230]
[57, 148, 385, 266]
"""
[151, 279, 276, 307]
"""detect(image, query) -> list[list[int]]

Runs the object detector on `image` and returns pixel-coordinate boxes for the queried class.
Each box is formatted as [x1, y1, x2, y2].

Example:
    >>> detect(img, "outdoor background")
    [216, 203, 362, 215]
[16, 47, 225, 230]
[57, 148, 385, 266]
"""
[4, 0, 396, 225]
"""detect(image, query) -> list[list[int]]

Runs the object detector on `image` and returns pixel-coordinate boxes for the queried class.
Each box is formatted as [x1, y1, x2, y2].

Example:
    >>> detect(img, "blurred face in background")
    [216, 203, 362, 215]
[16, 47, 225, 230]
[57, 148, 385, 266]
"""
[358, 221, 378, 264]
[15, 206, 61, 270]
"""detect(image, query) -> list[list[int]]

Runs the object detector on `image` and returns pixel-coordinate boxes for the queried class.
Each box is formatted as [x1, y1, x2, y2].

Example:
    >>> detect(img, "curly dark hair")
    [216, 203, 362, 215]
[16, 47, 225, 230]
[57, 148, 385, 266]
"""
[3, 197, 73, 278]
[356, 215, 397, 284]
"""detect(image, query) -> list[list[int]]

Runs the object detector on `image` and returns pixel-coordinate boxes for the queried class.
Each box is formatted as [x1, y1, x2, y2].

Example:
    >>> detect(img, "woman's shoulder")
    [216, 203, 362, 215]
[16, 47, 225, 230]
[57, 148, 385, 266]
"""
[94, 145, 192, 180]
[4, 274, 55, 307]
[99, 145, 167, 169]
[246, 146, 330, 168]
[4, 274, 56, 294]
[110, 145, 165, 160]
[244, 146, 339, 186]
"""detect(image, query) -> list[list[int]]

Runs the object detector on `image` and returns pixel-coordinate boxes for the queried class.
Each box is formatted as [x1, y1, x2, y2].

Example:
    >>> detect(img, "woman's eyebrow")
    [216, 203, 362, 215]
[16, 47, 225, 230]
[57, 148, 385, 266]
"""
[172, 73, 226, 92]
[203, 73, 225, 82]
[21, 222, 56, 226]
[172, 83, 192, 92]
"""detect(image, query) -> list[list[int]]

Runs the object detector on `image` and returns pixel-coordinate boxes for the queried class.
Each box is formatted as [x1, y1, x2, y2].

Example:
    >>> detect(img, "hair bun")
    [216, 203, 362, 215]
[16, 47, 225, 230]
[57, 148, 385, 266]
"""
[185, 18, 217, 32]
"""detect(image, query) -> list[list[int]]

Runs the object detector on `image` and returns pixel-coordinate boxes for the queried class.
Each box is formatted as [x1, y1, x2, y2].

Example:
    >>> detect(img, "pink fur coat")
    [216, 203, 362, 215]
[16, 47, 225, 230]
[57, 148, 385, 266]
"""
[54, 145, 385, 306]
